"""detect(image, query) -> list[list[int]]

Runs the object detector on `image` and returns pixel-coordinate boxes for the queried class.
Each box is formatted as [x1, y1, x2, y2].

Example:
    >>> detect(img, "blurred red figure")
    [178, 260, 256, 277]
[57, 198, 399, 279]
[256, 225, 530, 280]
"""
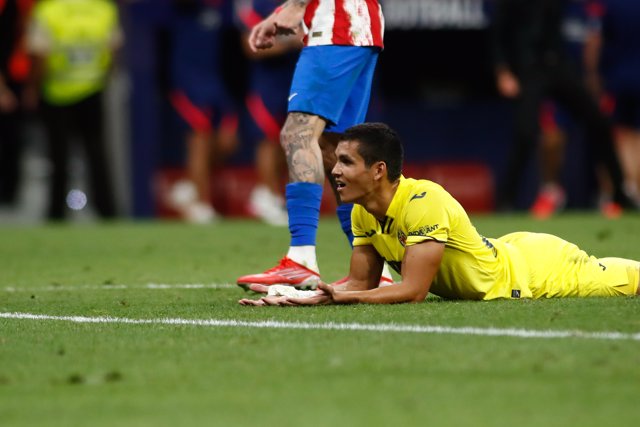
[0, 0, 33, 206]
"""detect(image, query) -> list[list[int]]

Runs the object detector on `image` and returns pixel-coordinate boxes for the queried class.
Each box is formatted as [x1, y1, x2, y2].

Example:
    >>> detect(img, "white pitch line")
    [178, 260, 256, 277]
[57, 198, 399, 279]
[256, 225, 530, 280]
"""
[1, 312, 639, 342]
[2, 283, 235, 292]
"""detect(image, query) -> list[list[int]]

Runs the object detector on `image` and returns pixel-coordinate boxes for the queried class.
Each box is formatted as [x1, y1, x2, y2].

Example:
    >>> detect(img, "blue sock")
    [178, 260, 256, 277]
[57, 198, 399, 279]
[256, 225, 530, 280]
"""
[286, 182, 322, 246]
[336, 203, 354, 248]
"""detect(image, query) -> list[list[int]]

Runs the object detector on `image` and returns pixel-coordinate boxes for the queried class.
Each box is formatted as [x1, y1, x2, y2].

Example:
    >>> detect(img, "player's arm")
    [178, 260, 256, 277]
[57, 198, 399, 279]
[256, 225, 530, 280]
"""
[331, 244, 384, 291]
[241, 28, 302, 59]
[248, 0, 308, 51]
[318, 240, 444, 304]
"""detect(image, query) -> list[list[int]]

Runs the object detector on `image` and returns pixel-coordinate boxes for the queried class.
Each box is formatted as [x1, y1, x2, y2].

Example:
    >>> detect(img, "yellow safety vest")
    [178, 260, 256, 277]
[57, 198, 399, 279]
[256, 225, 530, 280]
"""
[33, 0, 119, 105]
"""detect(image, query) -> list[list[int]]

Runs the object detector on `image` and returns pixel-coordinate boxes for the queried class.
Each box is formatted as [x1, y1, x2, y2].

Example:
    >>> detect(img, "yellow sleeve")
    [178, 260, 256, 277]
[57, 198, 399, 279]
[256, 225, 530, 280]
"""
[352, 205, 374, 247]
[403, 187, 451, 246]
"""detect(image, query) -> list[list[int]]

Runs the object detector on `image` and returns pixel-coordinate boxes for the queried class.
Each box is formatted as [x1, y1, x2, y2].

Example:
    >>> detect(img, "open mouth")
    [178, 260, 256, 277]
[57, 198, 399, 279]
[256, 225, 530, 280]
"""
[336, 181, 346, 190]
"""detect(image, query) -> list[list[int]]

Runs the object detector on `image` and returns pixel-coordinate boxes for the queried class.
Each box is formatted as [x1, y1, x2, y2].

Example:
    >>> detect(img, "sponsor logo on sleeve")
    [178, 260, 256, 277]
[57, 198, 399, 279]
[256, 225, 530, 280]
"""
[407, 224, 439, 237]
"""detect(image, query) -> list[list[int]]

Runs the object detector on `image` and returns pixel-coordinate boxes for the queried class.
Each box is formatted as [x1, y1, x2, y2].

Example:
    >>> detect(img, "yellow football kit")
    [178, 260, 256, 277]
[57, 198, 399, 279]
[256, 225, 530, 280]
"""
[352, 177, 639, 300]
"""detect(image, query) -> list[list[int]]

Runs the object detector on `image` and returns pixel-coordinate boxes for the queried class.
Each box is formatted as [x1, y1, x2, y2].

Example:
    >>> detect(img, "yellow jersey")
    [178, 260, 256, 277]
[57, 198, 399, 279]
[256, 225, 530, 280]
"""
[352, 177, 638, 299]
[352, 177, 531, 300]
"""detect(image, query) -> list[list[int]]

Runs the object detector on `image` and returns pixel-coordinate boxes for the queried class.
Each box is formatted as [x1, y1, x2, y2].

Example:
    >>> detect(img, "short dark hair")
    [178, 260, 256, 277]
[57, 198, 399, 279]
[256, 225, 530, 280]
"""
[342, 123, 403, 181]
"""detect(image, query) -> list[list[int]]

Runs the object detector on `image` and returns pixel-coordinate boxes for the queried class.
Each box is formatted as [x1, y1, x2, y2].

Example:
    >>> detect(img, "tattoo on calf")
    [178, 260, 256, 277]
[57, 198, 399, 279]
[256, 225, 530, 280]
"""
[282, 113, 324, 184]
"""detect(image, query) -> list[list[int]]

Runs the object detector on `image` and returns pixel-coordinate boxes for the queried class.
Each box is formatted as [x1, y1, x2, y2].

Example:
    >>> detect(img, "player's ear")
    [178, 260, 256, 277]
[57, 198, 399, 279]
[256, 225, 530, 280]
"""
[372, 161, 386, 181]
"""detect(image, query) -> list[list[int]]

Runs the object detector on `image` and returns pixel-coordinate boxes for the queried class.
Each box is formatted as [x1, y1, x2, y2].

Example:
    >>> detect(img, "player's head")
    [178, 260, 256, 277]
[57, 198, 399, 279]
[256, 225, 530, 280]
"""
[332, 123, 404, 204]
[341, 122, 403, 182]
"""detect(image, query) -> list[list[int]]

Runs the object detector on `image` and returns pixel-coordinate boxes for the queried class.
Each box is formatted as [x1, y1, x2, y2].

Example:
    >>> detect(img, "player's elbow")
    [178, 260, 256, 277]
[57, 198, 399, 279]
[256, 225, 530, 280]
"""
[409, 292, 429, 303]
[403, 286, 429, 303]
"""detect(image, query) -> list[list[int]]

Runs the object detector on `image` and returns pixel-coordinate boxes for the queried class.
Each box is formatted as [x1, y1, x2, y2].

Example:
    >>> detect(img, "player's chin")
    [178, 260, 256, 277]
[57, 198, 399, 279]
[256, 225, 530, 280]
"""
[336, 189, 355, 204]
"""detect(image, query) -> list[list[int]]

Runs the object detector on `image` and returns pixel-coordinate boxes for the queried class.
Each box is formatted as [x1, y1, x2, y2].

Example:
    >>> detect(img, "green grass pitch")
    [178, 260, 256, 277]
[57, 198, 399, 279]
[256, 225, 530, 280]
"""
[1, 214, 639, 427]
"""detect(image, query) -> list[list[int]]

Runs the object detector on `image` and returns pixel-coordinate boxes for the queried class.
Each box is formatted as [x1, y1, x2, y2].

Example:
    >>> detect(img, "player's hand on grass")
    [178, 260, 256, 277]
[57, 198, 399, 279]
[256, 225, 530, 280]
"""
[286, 283, 335, 306]
[238, 283, 332, 306]
[239, 295, 290, 306]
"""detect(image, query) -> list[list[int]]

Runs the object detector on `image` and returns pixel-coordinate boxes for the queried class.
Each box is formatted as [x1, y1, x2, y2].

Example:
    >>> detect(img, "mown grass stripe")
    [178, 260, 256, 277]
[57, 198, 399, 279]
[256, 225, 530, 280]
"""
[2, 312, 639, 342]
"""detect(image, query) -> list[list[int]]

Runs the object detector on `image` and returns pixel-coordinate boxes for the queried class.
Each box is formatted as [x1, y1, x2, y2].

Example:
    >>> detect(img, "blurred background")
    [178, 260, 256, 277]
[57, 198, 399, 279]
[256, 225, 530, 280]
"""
[1, 0, 638, 223]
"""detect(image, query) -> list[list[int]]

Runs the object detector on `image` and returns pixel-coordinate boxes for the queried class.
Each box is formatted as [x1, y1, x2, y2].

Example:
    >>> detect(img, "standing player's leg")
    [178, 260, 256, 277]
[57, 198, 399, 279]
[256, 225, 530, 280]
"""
[236, 46, 379, 289]
[281, 111, 327, 273]
[236, 111, 326, 289]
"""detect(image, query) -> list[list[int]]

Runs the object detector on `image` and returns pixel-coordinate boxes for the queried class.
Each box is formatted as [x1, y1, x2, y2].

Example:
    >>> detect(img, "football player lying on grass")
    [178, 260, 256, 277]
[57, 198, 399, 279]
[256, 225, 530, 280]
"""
[239, 123, 640, 307]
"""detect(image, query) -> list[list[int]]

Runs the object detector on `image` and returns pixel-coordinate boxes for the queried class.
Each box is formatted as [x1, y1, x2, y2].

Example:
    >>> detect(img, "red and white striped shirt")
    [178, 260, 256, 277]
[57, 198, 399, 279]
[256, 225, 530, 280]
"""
[302, 0, 384, 48]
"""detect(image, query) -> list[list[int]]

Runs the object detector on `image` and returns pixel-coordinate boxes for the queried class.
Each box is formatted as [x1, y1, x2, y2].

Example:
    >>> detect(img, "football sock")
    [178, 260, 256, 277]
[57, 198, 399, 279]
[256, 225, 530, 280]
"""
[286, 182, 322, 271]
[336, 203, 354, 247]
[286, 246, 319, 273]
[381, 262, 393, 282]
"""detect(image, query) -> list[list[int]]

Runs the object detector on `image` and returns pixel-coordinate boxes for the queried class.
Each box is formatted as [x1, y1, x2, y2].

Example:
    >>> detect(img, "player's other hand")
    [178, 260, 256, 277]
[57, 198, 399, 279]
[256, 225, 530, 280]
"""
[272, 3, 305, 36]
[249, 18, 278, 51]
[249, 3, 304, 52]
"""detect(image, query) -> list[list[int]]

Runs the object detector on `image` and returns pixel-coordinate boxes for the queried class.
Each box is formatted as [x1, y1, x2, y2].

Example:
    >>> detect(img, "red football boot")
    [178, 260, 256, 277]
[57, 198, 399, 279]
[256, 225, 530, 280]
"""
[237, 257, 321, 290]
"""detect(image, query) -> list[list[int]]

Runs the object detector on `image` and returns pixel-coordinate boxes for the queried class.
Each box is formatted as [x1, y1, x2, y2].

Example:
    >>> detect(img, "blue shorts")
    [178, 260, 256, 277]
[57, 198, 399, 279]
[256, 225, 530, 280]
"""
[288, 45, 379, 133]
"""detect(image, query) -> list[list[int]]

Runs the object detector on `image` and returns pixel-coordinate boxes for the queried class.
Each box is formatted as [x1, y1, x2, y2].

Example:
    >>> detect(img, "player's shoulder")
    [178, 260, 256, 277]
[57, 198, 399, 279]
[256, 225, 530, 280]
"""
[399, 177, 450, 205]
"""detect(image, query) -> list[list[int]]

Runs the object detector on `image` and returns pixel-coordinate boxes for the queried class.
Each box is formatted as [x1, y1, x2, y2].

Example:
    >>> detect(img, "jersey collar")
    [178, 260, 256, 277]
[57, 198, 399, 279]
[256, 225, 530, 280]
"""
[383, 175, 410, 223]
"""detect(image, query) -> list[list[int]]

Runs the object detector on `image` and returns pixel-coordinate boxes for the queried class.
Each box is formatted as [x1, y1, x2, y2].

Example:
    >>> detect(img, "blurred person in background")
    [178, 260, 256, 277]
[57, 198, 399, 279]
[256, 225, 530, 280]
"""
[236, 0, 301, 227]
[167, 0, 239, 224]
[583, 0, 640, 209]
[530, 0, 601, 219]
[0, 0, 33, 207]
[25, 0, 121, 220]
[529, 100, 568, 219]
[235, 0, 393, 290]
[490, 0, 636, 216]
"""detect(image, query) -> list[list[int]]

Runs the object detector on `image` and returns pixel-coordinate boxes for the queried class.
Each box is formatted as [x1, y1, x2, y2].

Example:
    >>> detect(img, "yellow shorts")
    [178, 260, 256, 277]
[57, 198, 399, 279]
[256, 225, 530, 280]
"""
[499, 232, 639, 298]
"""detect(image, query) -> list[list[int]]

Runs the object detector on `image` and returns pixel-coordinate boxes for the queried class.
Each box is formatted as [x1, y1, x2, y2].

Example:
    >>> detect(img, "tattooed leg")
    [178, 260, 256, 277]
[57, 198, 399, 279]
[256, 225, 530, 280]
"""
[281, 112, 327, 184]
[320, 131, 343, 202]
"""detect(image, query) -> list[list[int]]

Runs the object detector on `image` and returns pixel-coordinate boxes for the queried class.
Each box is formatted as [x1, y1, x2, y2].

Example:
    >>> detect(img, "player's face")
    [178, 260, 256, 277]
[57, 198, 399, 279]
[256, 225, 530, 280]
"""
[332, 140, 377, 204]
